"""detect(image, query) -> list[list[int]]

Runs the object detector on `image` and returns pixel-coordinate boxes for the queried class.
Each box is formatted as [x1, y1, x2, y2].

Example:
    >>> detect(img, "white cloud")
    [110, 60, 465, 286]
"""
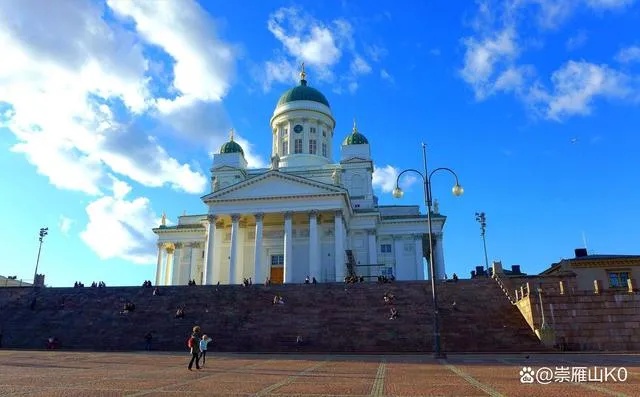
[107, 0, 236, 109]
[59, 216, 75, 236]
[80, 179, 158, 265]
[263, 7, 371, 93]
[267, 7, 342, 71]
[350, 56, 372, 75]
[0, 0, 214, 197]
[566, 30, 588, 51]
[530, 61, 631, 120]
[616, 46, 640, 63]
[380, 69, 395, 84]
[461, 28, 520, 99]
[460, 0, 640, 119]
[0, 0, 240, 264]
[585, 0, 636, 8]
[372, 165, 418, 193]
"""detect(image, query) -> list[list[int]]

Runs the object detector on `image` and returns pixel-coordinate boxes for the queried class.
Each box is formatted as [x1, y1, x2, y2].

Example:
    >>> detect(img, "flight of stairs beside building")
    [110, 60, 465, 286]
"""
[0, 279, 544, 353]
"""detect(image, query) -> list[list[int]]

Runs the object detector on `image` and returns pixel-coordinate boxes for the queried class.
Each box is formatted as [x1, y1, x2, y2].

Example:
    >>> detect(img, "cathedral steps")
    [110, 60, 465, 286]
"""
[0, 279, 544, 353]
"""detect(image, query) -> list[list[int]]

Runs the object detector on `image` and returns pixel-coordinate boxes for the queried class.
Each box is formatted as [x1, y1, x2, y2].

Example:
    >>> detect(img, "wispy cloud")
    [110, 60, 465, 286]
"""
[59, 215, 74, 236]
[616, 45, 640, 63]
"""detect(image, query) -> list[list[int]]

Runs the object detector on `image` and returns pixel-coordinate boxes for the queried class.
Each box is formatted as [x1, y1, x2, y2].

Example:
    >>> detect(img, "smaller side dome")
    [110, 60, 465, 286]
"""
[219, 129, 245, 155]
[343, 119, 369, 145]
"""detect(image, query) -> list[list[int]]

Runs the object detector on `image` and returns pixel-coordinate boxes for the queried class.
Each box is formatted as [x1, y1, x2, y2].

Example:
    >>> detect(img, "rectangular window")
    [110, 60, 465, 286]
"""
[309, 139, 317, 154]
[283, 128, 288, 136]
[294, 139, 303, 154]
[282, 141, 288, 155]
[322, 143, 327, 157]
[322, 130, 326, 137]
[310, 127, 316, 134]
[608, 271, 629, 288]
[271, 254, 284, 266]
[381, 244, 392, 253]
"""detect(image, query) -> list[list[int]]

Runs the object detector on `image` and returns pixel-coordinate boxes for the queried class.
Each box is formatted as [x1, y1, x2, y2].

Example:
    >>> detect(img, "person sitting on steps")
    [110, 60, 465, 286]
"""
[389, 307, 398, 320]
[175, 306, 185, 319]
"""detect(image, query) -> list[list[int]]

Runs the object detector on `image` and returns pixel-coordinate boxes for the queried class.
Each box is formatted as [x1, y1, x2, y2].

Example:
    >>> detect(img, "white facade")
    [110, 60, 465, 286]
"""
[153, 76, 448, 285]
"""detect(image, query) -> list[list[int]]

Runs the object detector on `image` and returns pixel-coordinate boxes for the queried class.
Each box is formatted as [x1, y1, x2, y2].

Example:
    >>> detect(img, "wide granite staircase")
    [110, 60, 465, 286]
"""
[0, 279, 544, 353]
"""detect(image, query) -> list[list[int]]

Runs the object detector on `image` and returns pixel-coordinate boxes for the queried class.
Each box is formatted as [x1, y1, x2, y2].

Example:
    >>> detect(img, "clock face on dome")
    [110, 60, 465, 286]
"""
[294, 124, 303, 133]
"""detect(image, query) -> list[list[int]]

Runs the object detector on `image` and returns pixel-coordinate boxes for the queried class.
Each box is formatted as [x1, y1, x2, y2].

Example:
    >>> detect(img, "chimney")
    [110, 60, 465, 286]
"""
[575, 248, 588, 258]
[511, 265, 521, 274]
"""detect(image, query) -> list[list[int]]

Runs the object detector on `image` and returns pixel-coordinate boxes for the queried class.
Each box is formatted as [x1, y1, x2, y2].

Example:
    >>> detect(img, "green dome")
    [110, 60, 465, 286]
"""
[219, 140, 244, 155]
[277, 79, 330, 108]
[343, 122, 369, 145]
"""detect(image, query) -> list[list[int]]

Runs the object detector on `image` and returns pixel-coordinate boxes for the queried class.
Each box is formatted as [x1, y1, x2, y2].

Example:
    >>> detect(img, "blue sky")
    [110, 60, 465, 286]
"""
[1, 0, 639, 287]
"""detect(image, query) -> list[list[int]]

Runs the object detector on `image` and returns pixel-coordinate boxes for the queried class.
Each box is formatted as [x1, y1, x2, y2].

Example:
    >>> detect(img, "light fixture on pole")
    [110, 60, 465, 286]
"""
[475, 212, 489, 275]
[33, 227, 48, 287]
[392, 142, 463, 359]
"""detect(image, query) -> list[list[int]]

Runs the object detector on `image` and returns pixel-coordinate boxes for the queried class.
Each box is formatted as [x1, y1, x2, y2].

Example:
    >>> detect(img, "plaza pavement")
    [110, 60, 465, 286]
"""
[0, 350, 638, 396]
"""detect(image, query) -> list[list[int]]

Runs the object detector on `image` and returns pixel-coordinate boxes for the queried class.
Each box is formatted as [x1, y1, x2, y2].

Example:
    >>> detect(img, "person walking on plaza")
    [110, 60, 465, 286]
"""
[187, 326, 201, 370]
[199, 334, 212, 367]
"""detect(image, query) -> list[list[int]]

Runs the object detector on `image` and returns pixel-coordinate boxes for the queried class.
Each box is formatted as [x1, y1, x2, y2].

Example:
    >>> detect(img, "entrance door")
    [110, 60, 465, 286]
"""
[270, 254, 284, 284]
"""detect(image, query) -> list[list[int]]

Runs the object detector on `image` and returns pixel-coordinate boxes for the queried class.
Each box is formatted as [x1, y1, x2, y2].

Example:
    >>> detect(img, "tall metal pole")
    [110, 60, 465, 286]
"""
[475, 212, 489, 275]
[33, 227, 48, 287]
[422, 143, 445, 359]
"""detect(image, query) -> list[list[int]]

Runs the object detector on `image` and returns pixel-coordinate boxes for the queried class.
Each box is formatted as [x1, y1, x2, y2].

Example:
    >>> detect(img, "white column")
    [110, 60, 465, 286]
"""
[283, 211, 293, 283]
[155, 243, 163, 286]
[229, 214, 240, 284]
[253, 213, 264, 284]
[204, 215, 217, 285]
[334, 210, 345, 281]
[309, 210, 320, 280]
[434, 234, 446, 280]
[164, 245, 175, 285]
[414, 234, 424, 280]
[171, 243, 182, 285]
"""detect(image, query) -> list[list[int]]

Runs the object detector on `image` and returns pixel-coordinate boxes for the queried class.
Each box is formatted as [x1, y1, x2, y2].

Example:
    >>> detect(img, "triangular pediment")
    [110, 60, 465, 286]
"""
[202, 170, 346, 202]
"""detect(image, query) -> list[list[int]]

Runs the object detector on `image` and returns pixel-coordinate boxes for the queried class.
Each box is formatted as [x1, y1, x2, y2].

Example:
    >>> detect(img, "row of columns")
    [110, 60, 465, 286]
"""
[204, 210, 345, 284]
[156, 242, 203, 286]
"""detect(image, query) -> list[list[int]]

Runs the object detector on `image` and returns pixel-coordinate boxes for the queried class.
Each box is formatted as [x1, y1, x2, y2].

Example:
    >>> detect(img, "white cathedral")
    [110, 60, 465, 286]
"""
[153, 69, 449, 286]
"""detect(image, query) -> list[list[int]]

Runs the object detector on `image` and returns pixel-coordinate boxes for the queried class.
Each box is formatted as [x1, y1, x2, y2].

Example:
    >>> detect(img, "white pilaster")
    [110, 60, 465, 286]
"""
[204, 215, 217, 285]
[414, 234, 424, 280]
[393, 236, 403, 280]
[284, 211, 293, 283]
[229, 214, 240, 284]
[334, 210, 345, 281]
[434, 234, 446, 280]
[155, 243, 163, 286]
[254, 213, 264, 284]
[309, 210, 320, 280]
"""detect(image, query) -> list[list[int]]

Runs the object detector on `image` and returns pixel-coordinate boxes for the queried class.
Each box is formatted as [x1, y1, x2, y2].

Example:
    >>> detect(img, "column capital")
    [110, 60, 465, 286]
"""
[367, 229, 376, 235]
[284, 211, 293, 220]
[334, 210, 343, 218]
[413, 233, 423, 240]
[254, 212, 264, 222]
[165, 245, 175, 254]
[174, 242, 183, 249]
[231, 214, 241, 222]
[207, 214, 217, 223]
[309, 210, 318, 218]
[157, 242, 164, 249]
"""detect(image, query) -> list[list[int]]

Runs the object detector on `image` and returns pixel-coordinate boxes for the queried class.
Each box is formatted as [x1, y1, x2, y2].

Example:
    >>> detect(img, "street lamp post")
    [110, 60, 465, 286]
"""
[475, 212, 489, 275]
[392, 143, 463, 359]
[33, 227, 48, 287]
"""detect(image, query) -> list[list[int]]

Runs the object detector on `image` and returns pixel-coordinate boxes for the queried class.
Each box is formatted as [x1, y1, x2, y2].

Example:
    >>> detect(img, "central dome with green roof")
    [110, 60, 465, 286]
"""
[277, 67, 330, 108]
